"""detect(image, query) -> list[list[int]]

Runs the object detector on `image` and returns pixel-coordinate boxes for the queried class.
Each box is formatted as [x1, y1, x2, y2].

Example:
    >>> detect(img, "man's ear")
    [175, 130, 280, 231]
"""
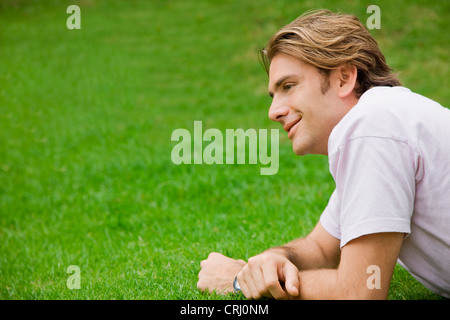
[336, 64, 358, 99]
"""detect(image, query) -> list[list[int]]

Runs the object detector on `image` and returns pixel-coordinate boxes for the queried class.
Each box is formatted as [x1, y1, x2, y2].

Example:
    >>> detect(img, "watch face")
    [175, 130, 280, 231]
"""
[233, 276, 241, 293]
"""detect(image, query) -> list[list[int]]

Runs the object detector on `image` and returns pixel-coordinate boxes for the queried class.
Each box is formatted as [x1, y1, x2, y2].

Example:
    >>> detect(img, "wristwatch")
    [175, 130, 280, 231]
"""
[233, 276, 242, 294]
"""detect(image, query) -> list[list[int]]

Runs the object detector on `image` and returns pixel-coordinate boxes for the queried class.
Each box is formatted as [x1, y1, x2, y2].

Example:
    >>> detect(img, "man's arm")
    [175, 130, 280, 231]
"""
[197, 221, 340, 298]
[277, 221, 341, 270]
[293, 232, 404, 299]
[237, 225, 403, 300]
[236, 221, 340, 299]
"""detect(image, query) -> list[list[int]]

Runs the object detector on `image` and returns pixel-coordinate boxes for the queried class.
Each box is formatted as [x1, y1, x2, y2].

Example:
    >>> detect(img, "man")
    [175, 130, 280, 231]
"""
[197, 9, 450, 299]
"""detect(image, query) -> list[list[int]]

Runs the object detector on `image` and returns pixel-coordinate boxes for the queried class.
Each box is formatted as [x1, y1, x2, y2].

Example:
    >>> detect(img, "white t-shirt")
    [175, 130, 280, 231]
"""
[320, 86, 450, 298]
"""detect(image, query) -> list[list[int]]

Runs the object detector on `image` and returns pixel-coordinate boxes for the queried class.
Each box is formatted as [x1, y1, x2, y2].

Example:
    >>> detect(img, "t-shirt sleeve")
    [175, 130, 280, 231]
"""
[320, 189, 341, 241]
[328, 137, 416, 248]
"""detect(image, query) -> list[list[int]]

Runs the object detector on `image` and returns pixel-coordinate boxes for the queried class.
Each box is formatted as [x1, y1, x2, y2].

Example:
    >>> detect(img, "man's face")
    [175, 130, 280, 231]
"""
[268, 53, 351, 156]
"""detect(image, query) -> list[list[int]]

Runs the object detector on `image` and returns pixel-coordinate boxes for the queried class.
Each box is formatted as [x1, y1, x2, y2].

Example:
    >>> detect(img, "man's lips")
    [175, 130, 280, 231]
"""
[284, 118, 302, 138]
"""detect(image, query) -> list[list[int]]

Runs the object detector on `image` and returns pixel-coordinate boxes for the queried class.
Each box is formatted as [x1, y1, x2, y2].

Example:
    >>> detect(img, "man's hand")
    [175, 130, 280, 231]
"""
[197, 252, 246, 294]
[237, 249, 300, 300]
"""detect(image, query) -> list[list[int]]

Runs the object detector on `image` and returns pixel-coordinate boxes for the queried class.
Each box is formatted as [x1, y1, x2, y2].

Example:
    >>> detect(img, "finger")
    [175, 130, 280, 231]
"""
[282, 263, 300, 297]
[247, 259, 269, 298]
[237, 269, 249, 298]
[262, 264, 288, 300]
[238, 266, 259, 299]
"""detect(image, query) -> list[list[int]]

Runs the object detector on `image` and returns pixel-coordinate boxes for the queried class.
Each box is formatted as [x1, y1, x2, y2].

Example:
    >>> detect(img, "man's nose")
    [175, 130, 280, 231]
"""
[268, 97, 289, 122]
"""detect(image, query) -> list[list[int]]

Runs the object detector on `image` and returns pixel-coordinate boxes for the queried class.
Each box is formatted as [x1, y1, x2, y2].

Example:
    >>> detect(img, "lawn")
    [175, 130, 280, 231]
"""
[0, 0, 448, 300]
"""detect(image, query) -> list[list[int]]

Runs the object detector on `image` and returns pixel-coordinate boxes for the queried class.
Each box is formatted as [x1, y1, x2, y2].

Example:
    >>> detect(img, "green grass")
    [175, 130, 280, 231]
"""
[0, 0, 448, 300]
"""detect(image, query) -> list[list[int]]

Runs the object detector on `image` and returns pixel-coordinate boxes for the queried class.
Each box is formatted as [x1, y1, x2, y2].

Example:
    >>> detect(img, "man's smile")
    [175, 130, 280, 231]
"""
[284, 117, 302, 139]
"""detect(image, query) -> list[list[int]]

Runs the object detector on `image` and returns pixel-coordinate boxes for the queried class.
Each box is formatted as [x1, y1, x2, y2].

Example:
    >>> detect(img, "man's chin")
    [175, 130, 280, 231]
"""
[292, 144, 307, 156]
[292, 138, 315, 156]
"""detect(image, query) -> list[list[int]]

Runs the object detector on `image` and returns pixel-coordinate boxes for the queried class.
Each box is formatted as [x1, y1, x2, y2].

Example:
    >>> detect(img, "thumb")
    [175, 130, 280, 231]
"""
[283, 263, 300, 297]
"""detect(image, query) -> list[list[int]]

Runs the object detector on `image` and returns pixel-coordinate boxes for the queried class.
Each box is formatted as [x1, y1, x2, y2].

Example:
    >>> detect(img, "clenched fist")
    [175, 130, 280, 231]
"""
[197, 252, 246, 294]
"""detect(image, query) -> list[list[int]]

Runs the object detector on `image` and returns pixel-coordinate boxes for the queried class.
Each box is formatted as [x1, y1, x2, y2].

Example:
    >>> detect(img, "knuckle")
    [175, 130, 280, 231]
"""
[271, 287, 287, 300]
[207, 252, 218, 259]
[247, 256, 260, 267]
[266, 279, 278, 289]
[256, 285, 268, 297]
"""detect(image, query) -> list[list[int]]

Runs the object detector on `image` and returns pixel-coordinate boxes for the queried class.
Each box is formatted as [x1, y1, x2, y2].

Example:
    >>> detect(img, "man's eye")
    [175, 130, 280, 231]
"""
[283, 83, 295, 91]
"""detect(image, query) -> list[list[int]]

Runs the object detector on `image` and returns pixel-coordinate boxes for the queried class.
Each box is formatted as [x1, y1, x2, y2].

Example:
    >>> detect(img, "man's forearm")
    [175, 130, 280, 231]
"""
[296, 269, 339, 299]
[275, 236, 339, 271]
[294, 266, 388, 300]
[289, 232, 402, 300]
[295, 268, 373, 300]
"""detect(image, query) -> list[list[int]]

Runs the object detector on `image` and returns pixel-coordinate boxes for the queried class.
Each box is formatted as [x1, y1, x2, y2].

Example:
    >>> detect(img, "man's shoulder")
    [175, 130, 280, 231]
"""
[350, 86, 421, 121]
[329, 87, 410, 149]
[356, 86, 446, 120]
[329, 86, 447, 153]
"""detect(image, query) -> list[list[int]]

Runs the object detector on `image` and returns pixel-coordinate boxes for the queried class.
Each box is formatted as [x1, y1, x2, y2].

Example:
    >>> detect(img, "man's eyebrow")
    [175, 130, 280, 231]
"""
[268, 74, 297, 98]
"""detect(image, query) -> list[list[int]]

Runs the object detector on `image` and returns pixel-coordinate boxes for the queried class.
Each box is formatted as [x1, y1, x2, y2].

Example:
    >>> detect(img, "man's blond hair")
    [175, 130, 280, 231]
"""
[259, 9, 401, 97]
